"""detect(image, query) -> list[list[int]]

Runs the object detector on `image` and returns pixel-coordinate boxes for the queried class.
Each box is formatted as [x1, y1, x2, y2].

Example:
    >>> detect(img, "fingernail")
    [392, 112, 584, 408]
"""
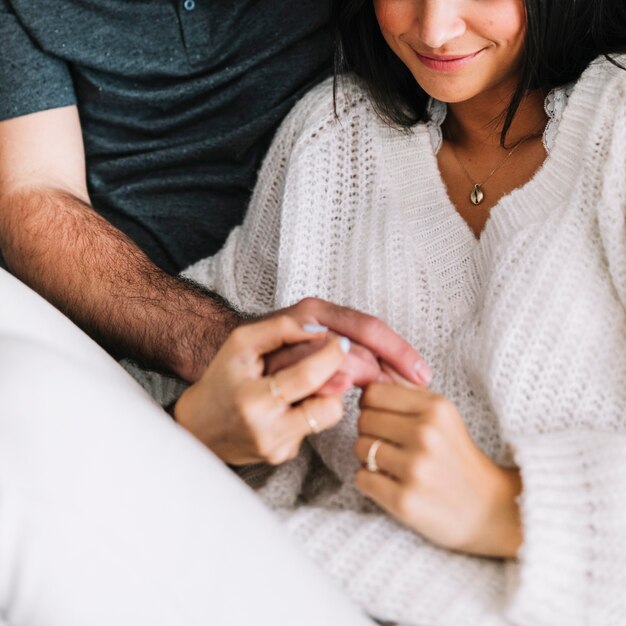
[338, 336, 351, 354]
[415, 360, 433, 386]
[303, 323, 328, 334]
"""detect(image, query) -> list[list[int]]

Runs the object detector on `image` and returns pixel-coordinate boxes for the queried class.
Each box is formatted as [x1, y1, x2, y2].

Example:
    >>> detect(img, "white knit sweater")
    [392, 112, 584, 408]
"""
[133, 57, 626, 625]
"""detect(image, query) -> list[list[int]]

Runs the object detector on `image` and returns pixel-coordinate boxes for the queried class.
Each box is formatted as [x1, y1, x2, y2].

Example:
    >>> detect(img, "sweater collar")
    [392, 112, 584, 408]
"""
[425, 83, 575, 155]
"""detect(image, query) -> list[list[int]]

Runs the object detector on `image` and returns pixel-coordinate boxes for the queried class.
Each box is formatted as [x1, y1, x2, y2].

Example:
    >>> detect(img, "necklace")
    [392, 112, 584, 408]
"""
[449, 134, 536, 206]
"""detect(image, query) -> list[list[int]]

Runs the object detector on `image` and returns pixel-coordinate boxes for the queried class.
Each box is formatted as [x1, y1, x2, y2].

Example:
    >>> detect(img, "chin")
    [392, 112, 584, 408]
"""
[416, 81, 482, 104]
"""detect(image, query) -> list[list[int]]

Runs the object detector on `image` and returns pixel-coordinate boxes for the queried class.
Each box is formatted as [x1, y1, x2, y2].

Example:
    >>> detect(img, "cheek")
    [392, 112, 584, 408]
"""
[480, 0, 526, 46]
[374, 0, 414, 38]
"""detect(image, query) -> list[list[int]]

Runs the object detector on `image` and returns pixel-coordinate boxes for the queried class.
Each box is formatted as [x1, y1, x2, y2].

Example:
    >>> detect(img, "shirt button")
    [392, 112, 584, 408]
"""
[183, 0, 196, 10]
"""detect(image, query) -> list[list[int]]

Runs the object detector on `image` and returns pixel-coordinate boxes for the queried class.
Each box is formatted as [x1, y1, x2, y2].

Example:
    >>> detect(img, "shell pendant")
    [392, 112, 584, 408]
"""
[470, 184, 484, 206]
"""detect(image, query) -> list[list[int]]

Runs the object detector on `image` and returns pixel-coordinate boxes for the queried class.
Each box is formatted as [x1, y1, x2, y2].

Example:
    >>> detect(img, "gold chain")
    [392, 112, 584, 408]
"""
[447, 131, 541, 206]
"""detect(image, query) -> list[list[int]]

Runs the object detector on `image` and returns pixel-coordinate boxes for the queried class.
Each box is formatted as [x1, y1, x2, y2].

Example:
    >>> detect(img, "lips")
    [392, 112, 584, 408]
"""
[415, 49, 484, 72]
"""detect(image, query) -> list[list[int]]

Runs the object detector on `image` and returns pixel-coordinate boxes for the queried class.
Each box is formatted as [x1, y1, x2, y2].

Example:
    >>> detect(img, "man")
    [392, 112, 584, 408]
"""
[0, 5, 425, 621]
[0, 1, 426, 451]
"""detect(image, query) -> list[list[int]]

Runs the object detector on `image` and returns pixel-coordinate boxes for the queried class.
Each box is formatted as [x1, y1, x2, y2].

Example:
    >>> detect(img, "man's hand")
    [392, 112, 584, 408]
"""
[263, 298, 432, 392]
[0, 107, 238, 383]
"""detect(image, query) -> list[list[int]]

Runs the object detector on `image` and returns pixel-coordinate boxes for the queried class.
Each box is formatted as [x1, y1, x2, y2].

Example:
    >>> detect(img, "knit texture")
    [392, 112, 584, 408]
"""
[132, 57, 626, 625]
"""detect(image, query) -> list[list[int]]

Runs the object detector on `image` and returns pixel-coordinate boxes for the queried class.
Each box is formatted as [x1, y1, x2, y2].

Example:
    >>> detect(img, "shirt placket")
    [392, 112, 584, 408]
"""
[177, 0, 211, 66]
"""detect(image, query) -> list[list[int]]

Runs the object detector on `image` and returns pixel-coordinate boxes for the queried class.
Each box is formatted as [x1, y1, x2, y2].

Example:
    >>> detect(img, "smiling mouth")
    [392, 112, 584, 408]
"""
[415, 49, 484, 71]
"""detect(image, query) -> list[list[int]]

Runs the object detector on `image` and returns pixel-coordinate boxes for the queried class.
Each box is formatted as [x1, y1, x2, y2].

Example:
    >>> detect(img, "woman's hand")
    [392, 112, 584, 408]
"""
[354, 384, 523, 558]
[174, 316, 350, 465]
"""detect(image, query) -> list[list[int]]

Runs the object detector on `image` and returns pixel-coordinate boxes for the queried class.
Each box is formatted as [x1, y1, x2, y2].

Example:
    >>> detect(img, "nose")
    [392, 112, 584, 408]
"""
[415, 0, 467, 50]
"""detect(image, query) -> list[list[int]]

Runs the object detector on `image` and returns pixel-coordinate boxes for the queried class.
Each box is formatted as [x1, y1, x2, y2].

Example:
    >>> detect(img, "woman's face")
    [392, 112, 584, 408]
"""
[374, 0, 527, 104]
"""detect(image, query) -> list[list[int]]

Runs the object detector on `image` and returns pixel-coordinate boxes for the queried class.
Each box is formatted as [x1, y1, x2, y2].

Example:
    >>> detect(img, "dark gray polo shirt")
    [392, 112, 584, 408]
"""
[0, 0, 332, 273]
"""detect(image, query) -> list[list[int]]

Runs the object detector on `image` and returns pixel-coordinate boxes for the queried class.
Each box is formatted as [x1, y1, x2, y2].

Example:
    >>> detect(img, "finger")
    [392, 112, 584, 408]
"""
[310, 339, 381, 390]
[342, 340, 378, 368]
[264, 340, 325, 375]
[376, 372, 393, 384]
[271, 336, 350, 404]
[380, 361, 419, 389]
[287, 395, 344, 438]
[360, 382, 438, 415]
[339, 350, 381, 387]
[357, 408, 417, 447]
[266, 339, 381, 391]
[230, 315, 328, 357]
[342, 343, 383, 386]
[354, 435, 407, 480]
[266, 339, 380, 390]
[316, 372, 353, 395]
[297, 299, 432, 385]
[355, 468, 407, 519]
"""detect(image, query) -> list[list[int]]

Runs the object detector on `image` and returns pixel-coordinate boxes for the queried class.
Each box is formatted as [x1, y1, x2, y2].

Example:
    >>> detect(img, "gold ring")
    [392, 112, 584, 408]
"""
[366, 439, 383, 473]
[302, 406, 321, 435]
[268, 376, 287, 404]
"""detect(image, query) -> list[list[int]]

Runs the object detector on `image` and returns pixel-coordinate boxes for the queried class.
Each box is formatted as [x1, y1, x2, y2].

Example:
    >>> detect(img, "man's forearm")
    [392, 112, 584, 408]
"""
[0, 187, 241, 381]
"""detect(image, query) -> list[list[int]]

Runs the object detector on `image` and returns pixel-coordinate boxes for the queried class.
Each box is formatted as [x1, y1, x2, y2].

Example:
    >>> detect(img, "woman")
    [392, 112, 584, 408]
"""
[144, 0, 626, 624]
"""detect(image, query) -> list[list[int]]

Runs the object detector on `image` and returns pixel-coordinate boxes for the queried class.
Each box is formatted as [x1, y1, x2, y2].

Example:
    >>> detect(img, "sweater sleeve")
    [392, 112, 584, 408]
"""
[503, 75, 626, 626]
[504, 430, 626, 626]
[596, 72, 626, 308]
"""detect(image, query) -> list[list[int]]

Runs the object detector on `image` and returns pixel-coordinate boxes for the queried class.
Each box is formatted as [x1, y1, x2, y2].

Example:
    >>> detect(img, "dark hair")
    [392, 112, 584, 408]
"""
[332, 0, 626, 145]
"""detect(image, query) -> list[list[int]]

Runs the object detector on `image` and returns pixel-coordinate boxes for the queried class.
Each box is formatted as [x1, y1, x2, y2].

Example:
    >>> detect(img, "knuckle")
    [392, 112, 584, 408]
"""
[327, 397, 344, 421]
[228, 325, 249, 349]
[417, 422, 443, 452]
[406, 457, 424, 484]
[393, 342, 412, 361]
[232, 388, 252, 418]
[363, 316, 389, 344]
[265, 452, 283, 466]
[429, 395, 451, 418]
[282, 445, 301, 463]
[296, 297, 320, 313]
[361, 383, 382, 407]
[296, 367, 318, 391]
[274, 314, 295, 334]
[350, 344, 377, 366]
[393, 490, 416, 520]
[253, 436, 275, 461]
[409, 455, 437, 489]
[265, 443, 300, 465]
[445, 523, 475, 553]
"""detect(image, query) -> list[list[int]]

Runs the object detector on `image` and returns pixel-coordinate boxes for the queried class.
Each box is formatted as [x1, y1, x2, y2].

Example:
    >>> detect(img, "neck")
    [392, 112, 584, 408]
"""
[445, 84, 548, 149]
